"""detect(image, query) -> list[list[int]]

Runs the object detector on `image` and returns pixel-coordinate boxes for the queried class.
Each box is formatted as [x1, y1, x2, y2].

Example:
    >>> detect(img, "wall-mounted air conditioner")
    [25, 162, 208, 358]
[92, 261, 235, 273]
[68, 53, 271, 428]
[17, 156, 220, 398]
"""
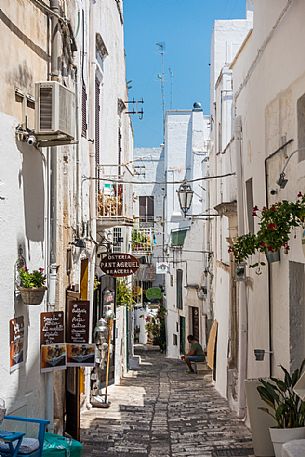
[35, 81, 75, 140]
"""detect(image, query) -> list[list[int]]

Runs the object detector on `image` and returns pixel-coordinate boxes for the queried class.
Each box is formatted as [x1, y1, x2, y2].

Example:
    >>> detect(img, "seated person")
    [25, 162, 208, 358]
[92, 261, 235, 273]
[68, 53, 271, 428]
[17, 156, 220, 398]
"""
[181, 335, 205, 373]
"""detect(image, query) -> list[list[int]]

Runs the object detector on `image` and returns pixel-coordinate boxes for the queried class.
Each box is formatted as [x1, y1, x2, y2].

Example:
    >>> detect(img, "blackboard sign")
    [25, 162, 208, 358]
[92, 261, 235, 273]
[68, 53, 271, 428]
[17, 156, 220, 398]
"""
[67, 301, 90, 343]
[100, 253, 139, 277]
[40, 312, 65, 345]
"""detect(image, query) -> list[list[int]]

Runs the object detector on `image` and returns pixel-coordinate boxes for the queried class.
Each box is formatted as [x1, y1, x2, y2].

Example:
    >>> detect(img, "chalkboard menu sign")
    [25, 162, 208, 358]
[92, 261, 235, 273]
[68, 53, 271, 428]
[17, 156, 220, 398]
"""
[40, 312, 65, 345]
[67, 301, 90, 343]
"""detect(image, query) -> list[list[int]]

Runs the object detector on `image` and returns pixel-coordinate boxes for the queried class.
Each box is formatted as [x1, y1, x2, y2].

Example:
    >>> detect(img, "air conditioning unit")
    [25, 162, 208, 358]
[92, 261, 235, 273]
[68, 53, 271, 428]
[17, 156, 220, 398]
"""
[35, 81, 75, 140]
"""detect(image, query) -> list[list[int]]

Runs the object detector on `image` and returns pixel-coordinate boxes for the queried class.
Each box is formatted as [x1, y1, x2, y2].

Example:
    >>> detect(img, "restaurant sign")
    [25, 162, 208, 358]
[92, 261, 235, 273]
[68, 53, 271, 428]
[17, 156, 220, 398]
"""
[100, 253, 140, 277]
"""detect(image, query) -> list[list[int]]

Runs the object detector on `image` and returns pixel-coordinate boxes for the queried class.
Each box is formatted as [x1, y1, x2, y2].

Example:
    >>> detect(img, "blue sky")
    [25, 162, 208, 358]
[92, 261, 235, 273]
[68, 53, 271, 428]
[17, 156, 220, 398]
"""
[124, 0, 246, 147]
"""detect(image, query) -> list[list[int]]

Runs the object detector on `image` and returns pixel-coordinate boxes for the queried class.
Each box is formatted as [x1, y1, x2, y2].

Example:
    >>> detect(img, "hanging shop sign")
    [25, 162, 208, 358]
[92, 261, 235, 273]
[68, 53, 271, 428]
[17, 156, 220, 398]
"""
[65, 300, 95, 368]
[67, 300, 90, 344]
[156, 262, 170, 275]
[100, 253, 139, 277]
[146, 287, 162, 301]
[40, 311, 64, 345]
[9, 316, 25, 371]
[40, 312, 66, 373]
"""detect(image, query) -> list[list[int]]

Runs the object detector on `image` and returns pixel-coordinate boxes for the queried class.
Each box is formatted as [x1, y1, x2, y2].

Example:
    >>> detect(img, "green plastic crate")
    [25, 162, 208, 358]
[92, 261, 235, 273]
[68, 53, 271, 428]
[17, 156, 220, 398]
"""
[43, 432, 83, 457]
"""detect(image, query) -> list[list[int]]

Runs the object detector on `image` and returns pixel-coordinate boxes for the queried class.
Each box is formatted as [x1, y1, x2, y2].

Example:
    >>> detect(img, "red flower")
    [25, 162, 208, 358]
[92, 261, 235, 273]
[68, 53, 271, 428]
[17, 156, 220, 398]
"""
[298, 192, 303, 198]
[267, 223, 277, 230]
[270, 205, 276, 212]
[267, 246, 274, 252]
[228, 246, 233, 253]
[260, 242, 266, 248]
[39, 267, 44, 272]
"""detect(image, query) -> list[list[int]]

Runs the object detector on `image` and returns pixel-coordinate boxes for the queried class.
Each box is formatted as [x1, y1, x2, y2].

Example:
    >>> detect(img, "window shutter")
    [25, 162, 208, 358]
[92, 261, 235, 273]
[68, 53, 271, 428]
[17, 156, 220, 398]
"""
[82, 83, 87, 138]
[176, 269, 183, 310]
[95, 78, 100, 189]
[147, 196, 154, 221]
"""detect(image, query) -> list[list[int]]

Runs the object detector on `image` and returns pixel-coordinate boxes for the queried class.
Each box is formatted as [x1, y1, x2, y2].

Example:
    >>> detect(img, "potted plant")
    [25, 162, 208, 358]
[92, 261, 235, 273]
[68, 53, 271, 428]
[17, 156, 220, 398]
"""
[18, 267, 47, 305]
[257, 360, 305, 457]
[116, 278, 135, 310]
[229, 193, 305, 267]
[131, 229, 149, 251]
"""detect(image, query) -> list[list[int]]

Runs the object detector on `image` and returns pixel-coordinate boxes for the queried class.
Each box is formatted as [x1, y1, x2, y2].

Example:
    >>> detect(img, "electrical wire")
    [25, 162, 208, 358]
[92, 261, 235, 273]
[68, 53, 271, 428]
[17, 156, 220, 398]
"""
[82, 171, 235, 185]
[30, 0, 68, 22]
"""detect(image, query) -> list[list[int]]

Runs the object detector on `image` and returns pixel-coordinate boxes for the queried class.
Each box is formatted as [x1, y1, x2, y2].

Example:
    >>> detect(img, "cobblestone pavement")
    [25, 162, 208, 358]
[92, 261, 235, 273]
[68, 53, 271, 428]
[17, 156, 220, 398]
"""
[81, 349, 253, 457]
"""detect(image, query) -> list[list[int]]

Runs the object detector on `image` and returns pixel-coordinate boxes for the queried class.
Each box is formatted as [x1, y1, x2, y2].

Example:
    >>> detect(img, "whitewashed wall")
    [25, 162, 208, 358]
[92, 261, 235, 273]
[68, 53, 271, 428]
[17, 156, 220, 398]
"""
[232, 0, 305, 378]
[164, 108, 210, 359]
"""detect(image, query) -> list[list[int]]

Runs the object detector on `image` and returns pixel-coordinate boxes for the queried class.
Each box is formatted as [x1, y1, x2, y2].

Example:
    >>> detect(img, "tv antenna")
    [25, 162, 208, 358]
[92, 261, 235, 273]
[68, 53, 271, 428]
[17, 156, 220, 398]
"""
[169, 67, 173, 109]
[156, 42, 165, 138]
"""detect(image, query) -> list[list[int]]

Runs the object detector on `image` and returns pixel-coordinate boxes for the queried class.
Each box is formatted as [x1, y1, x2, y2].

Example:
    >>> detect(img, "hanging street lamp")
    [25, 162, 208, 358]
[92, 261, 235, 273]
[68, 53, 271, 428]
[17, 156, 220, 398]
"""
[177, 181, 194, 217]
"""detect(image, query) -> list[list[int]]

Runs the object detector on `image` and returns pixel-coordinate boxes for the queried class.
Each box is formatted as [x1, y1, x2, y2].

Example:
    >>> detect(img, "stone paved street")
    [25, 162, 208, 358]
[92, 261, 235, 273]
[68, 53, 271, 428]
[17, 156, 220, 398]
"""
[81, 349, 254, 457]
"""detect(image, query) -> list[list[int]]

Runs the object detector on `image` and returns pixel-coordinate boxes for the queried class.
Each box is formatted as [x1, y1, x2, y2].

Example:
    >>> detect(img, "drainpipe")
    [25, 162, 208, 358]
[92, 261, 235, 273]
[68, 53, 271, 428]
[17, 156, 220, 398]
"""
[46, 0, 61, 431]
[87, 0, 97, 400]
[234, 116, 248, 419]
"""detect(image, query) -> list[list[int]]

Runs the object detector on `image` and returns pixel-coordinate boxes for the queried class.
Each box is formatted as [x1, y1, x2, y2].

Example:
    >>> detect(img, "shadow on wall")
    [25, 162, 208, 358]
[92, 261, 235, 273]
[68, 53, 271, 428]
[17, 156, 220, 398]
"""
[18, 142, 45, 244]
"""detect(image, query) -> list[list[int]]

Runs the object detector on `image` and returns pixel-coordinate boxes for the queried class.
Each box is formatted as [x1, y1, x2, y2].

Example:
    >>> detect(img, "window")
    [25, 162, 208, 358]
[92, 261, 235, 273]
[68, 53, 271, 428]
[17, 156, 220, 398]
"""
[245, 178, 254, 233]
[297, 93, 305, 162]
[176, 269, 183, 310]
[139, 196, 154, 224]
[112, 228, 122, 253]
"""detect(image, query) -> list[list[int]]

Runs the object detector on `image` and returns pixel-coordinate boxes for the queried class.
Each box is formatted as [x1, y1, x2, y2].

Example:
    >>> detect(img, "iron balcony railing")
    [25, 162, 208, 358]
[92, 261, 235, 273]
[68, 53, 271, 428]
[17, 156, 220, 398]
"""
[97, 179, 133, 227]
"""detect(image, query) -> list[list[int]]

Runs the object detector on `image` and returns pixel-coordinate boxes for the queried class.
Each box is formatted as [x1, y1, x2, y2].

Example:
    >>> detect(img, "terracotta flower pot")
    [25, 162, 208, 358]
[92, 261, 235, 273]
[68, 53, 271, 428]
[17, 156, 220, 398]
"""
[18, 287, 47, 305]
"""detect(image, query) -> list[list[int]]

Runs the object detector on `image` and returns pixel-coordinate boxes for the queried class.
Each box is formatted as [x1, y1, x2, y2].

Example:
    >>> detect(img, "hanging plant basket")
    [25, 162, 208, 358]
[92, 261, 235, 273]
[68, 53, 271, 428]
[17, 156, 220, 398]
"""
[18, 287, 47, 305]
[265, 250, 280, 264]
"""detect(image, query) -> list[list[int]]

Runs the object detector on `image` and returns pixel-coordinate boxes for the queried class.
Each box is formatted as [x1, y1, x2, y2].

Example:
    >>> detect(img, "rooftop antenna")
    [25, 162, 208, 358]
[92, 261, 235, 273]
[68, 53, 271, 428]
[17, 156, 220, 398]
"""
[169, 67, 173, 109]
[156, 42, 165, 139]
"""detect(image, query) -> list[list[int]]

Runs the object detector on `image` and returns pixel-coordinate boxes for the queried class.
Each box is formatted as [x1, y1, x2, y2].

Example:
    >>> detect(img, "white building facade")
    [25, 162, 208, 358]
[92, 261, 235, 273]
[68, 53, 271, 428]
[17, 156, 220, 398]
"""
[208, 6, 253, 413]
[163, 105, 210, 359]
[209, 0, 305, 424]
[0, 0, 133, 438]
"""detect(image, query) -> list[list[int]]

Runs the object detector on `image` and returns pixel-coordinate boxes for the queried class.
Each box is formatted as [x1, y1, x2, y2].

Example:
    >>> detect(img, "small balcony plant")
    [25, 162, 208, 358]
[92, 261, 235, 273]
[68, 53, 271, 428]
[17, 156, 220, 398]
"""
[131, 229, 150, 252]
[116, 278, 135, 310]
[18, 267, 47, 305]
[257, 360, 305, 457]
[229, 193, 305, 267]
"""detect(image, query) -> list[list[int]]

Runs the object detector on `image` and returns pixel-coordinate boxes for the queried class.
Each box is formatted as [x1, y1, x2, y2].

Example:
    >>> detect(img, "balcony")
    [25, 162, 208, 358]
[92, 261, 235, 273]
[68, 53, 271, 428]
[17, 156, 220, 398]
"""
[131, 228, 153, 255]
[97, 180, 133, 229]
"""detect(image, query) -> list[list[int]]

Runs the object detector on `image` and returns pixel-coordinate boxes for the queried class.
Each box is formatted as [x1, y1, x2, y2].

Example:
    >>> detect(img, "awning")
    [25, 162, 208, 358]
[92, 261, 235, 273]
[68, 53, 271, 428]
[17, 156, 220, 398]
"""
[170, 229, 187, 247]
[134, 264, 156, 282]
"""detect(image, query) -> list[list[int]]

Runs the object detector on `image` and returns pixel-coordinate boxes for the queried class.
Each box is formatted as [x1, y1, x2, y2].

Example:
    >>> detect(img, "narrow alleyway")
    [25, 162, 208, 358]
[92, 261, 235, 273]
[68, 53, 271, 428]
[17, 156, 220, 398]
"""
[81, 349, 253, 457]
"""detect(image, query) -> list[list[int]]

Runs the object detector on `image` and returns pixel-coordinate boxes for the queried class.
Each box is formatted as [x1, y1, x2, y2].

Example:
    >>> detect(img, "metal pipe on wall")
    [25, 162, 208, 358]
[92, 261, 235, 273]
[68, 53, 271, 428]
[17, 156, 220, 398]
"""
[87, 0, 98, 403]
[46, 0, 61, 431]
[234, 116, 248, 419]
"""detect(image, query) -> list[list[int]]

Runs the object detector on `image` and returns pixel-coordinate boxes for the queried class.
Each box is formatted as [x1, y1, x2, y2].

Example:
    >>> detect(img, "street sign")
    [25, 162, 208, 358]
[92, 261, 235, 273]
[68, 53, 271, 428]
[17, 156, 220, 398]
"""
[100, 253, 140, 277]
